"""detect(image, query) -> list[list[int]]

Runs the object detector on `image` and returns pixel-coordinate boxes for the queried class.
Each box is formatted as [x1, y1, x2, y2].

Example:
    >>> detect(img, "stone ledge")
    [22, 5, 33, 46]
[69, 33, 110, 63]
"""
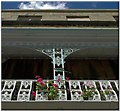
[2, 101, 119, 110]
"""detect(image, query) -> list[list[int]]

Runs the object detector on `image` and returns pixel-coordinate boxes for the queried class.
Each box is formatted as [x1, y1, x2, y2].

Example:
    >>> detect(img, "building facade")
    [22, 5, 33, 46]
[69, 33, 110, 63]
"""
[2, 9, 119, 110]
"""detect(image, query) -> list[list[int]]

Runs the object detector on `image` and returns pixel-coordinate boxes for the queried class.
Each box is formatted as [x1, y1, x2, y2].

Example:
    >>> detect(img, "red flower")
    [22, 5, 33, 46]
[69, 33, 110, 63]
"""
[32, 91, 36, 97]
[53, 84, 58, 87]
[57, 77, 61, 82]
[66, 77, 70, 80]
[37, 78, 43, 82]
[39, 81, 44, 86]
[35, 75, 40, 79]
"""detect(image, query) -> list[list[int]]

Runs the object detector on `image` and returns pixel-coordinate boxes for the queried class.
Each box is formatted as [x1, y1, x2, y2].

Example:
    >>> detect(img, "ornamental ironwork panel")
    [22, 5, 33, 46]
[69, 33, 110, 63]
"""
[69, 80, 83, 100]
[1, 80, 119, 102]
[17, 80, 32, 101]
[2, 80, 16, 101]
[84, 81, 101, 101]
[42, 48, 79, 82]
[99, 81, 118, 101]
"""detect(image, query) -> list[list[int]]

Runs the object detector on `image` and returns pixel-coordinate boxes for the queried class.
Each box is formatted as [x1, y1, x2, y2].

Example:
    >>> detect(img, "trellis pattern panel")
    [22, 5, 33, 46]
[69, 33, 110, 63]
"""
[17, 80, 32, 101]
[99, 81, 118, 101]
[69, 80, 83, 100]
[1, 80, 119, 101]
[84, 81, 101, 101]
[2, 80, 16, 101]
[42, 48, 78, 82]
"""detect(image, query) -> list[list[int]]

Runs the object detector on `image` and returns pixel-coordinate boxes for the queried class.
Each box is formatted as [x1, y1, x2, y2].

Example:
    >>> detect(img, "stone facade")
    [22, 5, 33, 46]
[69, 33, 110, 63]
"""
[2, 9, 118, 22]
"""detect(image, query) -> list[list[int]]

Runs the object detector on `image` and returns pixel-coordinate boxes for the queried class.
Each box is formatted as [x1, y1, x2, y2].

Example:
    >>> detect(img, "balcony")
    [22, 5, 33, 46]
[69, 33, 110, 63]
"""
[2, 79, 119, 110]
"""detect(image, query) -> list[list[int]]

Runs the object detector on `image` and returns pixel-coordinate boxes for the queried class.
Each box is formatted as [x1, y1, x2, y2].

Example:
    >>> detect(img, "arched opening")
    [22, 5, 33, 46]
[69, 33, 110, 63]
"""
[64, 47, 118, 80]
[2, 47, 53, 79]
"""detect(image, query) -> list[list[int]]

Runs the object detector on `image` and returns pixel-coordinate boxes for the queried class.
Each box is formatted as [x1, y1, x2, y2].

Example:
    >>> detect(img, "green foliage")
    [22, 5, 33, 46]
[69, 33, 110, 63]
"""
[99, 91, 106, 100]
[36, 80, 59, 100]
[81, 82, 97, 100]
[104, 89, 113, 95]
[82, 89, 97, 99]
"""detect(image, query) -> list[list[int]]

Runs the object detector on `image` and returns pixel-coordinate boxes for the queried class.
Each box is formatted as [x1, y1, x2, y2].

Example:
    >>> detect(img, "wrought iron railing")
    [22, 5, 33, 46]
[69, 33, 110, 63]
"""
[2, 80, 118, 102]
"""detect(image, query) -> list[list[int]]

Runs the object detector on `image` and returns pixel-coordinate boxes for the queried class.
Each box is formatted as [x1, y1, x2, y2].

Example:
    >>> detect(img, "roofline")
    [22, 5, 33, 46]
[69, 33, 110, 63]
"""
[2, 27, 118, 30]
[2, 9, 119, 13]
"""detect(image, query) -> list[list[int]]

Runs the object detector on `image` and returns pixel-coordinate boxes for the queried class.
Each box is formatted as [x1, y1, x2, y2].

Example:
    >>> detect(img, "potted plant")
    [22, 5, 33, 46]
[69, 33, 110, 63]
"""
[100, 85, 114, 100]
[32, 75, 59, 100]
[32, 75, 70, 100]
[104, 88, 115, 100]
[81, 82, 97, 100]
[105, 89, 113, 95]
[81, 89, 97, 100]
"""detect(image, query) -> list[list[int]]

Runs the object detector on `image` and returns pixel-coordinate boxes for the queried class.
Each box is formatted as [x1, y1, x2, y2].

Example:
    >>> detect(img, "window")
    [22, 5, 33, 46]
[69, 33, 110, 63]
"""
[113, 16, 119, 22]
[66, 16, 90, 21]
[17, 15, 42, 21]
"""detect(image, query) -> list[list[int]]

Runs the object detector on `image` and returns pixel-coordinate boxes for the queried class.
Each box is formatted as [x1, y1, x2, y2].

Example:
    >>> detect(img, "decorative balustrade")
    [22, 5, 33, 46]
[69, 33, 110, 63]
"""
[2, 80, 118, 102]
[2, 80, 16, 101]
